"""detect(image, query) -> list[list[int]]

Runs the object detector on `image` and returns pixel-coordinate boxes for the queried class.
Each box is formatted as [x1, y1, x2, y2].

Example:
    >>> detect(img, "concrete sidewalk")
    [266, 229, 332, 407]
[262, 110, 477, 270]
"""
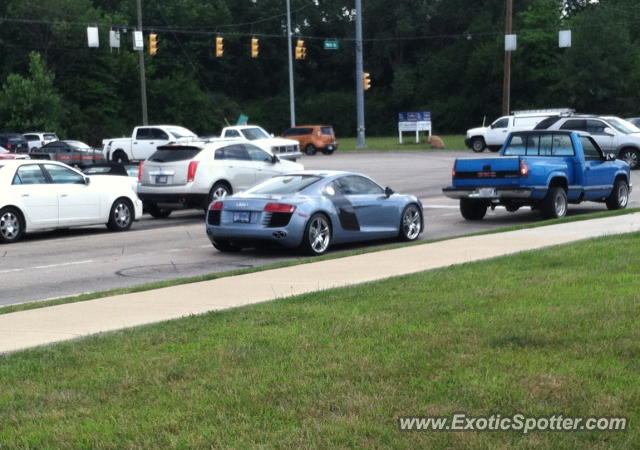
[1, 213, 639, 353]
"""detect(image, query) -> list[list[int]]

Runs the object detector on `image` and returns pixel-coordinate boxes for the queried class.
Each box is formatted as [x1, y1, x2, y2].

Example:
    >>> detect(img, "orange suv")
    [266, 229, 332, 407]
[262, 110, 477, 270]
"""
[281, 125, 338, 155]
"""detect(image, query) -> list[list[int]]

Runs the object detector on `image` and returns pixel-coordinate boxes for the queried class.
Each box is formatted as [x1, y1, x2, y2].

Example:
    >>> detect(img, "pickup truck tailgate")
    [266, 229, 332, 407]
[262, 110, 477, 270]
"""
[453, 157, 522, 187]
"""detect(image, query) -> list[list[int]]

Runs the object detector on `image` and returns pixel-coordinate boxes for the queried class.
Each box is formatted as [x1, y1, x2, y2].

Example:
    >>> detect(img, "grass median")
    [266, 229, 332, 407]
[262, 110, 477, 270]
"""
[338, 135, 466, 151]
[0, 232, 638, 447]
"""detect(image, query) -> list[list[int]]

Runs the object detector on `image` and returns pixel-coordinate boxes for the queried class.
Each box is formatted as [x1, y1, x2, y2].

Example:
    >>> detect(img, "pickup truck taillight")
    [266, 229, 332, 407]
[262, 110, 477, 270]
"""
[520, 160, 529, 177]
[187, 161, 199, 182]
[138, 161, 144, 181]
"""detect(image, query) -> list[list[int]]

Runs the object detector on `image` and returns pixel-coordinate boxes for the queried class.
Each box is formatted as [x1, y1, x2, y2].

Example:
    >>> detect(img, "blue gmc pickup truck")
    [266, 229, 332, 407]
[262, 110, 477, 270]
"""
[443, 130, 631, 220]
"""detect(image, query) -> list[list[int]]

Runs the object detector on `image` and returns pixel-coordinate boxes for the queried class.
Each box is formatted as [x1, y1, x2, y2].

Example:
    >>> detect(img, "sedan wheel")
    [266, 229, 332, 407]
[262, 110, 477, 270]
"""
[107, 198, 133, 231]
[399, 204, 422, 241]
[0, 208, 24, 243]
[302, 213, 331, 255]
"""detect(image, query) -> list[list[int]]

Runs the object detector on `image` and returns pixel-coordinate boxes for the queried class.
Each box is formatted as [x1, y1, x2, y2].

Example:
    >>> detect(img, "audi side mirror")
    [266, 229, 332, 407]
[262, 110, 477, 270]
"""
[385, 187, 394, 198]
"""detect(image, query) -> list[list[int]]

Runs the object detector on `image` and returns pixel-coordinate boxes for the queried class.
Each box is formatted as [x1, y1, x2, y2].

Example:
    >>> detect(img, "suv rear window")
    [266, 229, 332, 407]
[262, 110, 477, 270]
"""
[149, 146, 202, 162]
[283, 128, 313, 136]
[321, 127, 334, 135]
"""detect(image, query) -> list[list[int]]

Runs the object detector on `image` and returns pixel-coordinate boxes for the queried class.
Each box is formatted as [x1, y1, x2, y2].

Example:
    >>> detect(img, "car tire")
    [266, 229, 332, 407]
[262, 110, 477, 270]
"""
[618, 148, 638, 170]
[112, 150, 129, 164]
[398, 204, 422, 241]
[540, 187, 567, 219]
[301, 213, 331, 256]
[460, 199, 487, 220]
[212, 239, 242, 252]
[606, 178, 629, 210]
[106, 198, 134, 231]
[305, 144, 317, 155]
[470, 137, 485, 153]
[208, 181, 232, 207]
[146, 203, 173, 219]
[0, 207, 25, 244]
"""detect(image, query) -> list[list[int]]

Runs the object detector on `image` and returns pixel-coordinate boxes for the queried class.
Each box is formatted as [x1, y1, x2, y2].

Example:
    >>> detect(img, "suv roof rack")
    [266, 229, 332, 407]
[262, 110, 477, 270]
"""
[512, 108, 574, 115]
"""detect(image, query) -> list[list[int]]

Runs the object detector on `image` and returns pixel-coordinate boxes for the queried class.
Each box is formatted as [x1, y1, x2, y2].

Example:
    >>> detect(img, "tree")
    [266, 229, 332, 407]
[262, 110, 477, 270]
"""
[0, 52, 65, 133]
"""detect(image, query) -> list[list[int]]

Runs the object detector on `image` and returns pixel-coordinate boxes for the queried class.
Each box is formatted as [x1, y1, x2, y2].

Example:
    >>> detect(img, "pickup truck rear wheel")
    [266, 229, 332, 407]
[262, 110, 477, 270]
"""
[460, 199, 487, 220]
[618, 148, 638, 169]
[470, 137, 485, 153]
[606, 178, 629, 210]
[540, 187, 567, 219]
[112, 150, 129, 164]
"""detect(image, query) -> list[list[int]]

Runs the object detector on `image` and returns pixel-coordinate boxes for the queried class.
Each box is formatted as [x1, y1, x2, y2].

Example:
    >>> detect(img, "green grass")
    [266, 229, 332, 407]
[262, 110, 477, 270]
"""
[1, 207, 637, 316]
[1, 233, 639, 448]
[338, 135, 467, 151]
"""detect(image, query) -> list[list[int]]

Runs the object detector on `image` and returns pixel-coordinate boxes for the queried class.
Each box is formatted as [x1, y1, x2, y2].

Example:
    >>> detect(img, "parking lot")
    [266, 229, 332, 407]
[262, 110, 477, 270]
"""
[2, 150, 639, 306]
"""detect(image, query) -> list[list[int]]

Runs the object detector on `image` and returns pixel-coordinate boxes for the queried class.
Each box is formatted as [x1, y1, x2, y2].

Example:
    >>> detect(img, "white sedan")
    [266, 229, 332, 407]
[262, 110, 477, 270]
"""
[0, 160, 143, 243]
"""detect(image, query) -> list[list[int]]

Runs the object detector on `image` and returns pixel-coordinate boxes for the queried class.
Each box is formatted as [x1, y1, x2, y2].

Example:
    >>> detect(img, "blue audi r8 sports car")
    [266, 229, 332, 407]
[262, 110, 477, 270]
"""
[205, 170, 424, 255]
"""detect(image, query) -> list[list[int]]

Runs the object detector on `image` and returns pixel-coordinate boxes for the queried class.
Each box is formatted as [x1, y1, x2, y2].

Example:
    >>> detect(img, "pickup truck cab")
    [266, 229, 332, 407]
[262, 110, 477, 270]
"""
[102, 125, 197, 163]
[444, 130, 631, 220]
[220, 125, 302, 161]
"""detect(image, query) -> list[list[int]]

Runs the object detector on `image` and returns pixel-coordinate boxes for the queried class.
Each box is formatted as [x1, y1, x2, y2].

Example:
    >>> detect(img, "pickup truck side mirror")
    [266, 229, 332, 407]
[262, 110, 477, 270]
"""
[84, 176, 91, 185]
[605, 153, 616, 161]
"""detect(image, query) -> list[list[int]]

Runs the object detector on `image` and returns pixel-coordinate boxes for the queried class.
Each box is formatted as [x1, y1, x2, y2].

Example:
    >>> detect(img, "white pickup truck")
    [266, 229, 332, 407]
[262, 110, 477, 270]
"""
[219, 125, 302, 160]
[102, 125, 198, 163]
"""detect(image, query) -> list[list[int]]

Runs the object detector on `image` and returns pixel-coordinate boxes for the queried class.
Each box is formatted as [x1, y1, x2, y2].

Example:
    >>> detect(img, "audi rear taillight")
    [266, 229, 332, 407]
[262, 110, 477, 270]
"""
[210, 201, 224, 210]
[264, 203, 296, 213]
[520, 160, 529, 177]
[138, 161, 144, 181]
[187, 161, 199, 182]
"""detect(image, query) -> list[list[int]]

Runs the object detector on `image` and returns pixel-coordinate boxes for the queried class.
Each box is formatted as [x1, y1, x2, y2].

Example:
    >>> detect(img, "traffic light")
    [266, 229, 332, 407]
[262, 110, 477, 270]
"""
[251, 38, 259, 58]
[216, 36, 224, 57]
[149, 33, 158, 55]
[363, 72, 371, 90]
[295, 39, 307, 60]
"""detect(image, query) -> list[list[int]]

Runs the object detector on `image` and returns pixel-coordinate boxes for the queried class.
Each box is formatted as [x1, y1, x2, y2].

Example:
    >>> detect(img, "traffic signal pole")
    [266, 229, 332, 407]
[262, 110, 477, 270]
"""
[136, 0, 148, 125]
[286, 0, 296, 127]
[355, 0, 366, 148]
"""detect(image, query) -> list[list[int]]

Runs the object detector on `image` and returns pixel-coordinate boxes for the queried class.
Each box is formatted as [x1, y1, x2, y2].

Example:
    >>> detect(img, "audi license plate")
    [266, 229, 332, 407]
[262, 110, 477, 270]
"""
[472, 187, 497, 198]
[155, 175, 168, 184]
[233, 211, 251, 223]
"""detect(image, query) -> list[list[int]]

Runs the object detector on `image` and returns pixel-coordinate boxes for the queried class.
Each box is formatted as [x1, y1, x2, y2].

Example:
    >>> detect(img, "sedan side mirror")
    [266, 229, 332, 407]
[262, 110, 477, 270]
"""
[384, 186, 394, 198]
[271, 155, 279, 164]
[84, 176, 91, 185]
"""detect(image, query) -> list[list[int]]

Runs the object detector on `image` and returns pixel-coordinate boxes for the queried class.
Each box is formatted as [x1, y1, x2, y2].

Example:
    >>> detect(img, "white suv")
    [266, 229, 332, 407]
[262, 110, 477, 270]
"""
[23, 132, 59, 151]
[465, 109, 572, 152]
[137, 139, 303, 218]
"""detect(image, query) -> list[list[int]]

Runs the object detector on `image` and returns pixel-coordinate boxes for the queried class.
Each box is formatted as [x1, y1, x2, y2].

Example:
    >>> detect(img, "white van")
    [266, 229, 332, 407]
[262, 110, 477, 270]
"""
[465, 109, 573, 152]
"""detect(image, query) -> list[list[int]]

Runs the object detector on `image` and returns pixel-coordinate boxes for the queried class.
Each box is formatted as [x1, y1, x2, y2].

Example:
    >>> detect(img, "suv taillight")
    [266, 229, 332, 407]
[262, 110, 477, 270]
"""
[264, 203, 296, 213]
[138, 161, 144, 181]
[187, 161, 199, 182]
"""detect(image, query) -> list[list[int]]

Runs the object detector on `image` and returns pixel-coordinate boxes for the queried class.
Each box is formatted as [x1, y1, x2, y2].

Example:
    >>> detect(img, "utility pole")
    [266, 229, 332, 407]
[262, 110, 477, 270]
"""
[502, 0, 513, 116]
[136, 0, 149, 125]
[355, 0, 366, 148]
[286, 0, 296, 127]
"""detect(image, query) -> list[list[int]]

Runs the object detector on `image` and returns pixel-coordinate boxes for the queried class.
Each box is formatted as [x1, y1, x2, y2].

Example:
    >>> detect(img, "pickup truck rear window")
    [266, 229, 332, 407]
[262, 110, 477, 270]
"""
[504, 134, 574, 157]
[149, 147, 202, 162]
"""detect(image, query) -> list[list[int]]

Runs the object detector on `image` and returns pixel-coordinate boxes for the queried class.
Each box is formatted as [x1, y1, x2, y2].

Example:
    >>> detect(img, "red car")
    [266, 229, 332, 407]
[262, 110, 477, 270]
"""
[0, 146, 29, 160]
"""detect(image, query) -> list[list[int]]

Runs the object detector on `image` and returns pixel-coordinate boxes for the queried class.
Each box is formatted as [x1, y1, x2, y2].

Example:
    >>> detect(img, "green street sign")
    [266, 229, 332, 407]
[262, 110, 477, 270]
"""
[324, 40, 340, 50]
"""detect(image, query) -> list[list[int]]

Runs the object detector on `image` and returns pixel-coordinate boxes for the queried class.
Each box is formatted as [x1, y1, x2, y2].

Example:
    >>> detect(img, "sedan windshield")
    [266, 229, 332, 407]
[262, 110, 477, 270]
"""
[241, 127, 270, 140]
[246, 175, 321, 195]
[605, 117, 640, 134]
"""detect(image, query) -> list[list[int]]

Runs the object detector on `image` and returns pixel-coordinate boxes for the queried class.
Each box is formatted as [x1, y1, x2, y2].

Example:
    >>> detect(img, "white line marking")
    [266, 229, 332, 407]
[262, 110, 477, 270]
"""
[168, 248, 185, 253]
[0, 268, 24, 274]
[32, 260, 93, 270]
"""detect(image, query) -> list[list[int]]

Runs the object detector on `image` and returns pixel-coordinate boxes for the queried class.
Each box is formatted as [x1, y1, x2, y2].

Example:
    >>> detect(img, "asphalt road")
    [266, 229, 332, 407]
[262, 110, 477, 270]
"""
[2, 150, 638, 306]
